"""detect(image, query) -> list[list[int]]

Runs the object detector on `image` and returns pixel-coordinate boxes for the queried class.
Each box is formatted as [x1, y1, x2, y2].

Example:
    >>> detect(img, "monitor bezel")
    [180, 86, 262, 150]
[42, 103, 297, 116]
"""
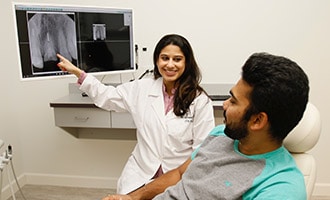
[13, 2, 136, 81]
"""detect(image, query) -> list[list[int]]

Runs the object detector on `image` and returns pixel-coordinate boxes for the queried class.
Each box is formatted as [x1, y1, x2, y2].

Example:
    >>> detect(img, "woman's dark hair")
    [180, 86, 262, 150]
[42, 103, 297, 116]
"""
[242, 52, 309, 141]
[153, 34, 206, 116]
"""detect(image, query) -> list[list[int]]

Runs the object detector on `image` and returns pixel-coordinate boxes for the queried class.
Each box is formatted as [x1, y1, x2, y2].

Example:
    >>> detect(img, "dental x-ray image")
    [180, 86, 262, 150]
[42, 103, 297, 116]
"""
[93, 24, 106, 41]
[27, 12, 77, 73]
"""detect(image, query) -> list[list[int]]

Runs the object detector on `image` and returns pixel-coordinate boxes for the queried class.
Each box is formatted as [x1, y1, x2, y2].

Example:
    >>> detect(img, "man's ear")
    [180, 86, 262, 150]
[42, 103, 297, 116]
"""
[249, 112, 268, 131]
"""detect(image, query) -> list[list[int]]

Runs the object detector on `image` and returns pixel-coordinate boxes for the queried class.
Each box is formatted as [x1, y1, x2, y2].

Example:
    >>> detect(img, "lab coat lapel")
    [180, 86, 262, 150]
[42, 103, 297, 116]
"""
[149, 78, 166, 130]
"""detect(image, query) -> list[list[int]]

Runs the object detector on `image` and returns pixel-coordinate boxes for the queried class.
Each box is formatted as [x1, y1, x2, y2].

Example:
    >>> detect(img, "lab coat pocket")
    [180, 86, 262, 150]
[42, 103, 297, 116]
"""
[167, 116, 194, 152]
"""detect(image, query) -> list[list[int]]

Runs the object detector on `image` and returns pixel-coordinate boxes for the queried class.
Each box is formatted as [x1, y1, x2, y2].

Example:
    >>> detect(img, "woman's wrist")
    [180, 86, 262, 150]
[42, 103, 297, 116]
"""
[77, 70, 87, 84]
[73, 68, 84, 78]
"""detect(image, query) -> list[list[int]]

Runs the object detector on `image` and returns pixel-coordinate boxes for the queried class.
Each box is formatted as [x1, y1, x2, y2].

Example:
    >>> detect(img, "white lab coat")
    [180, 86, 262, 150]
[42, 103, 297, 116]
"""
[80, 74, 215, 194]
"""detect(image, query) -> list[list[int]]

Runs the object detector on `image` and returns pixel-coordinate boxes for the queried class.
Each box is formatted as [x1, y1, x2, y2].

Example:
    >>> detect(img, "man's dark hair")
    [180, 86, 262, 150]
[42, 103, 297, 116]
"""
[242, 52, 309, 141]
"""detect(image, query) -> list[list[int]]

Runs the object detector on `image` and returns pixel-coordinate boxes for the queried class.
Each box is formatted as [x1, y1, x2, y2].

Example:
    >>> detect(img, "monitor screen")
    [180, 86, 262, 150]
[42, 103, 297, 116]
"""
[14, 3, 135, 80]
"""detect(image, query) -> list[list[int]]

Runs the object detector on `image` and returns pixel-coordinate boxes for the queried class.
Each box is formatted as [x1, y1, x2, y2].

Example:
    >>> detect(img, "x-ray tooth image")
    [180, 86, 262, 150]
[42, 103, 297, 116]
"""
[84, 23, 113, 72]
[93, 24, 106, 41]
[27, 12, 77, 71]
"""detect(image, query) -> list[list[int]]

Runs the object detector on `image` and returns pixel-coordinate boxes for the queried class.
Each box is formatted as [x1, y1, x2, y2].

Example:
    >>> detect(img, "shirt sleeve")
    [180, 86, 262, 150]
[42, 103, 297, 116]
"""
[191, 124, 226, 160]
[77, 71, 87, 85]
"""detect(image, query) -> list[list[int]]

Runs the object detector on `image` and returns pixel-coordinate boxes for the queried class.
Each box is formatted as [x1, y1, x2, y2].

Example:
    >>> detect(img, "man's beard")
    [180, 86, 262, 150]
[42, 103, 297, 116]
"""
[223, 110, 249, 140]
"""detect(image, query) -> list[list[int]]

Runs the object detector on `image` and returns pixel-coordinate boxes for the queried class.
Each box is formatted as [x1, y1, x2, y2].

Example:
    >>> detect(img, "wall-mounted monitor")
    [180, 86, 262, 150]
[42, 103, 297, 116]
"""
[13, 3, 135, 80]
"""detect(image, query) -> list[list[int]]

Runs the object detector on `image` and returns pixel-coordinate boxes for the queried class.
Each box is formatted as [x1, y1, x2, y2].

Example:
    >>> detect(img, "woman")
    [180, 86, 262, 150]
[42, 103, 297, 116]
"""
[57, 34, 215, 194]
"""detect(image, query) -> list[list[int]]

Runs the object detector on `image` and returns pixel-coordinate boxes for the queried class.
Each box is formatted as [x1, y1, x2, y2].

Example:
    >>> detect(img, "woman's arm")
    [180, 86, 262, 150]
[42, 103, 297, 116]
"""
[102, 158, 192, 200]
[57, 54, 84, 78]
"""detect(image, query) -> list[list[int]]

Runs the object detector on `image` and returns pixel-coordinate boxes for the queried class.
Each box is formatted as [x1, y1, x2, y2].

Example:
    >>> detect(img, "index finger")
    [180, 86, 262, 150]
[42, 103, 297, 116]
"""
[56, 54, 65, 61]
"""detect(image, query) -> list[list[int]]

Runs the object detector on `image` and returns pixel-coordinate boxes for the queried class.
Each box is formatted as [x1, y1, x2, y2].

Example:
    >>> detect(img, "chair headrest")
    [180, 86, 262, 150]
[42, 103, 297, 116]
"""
[283, 102, 321, 153]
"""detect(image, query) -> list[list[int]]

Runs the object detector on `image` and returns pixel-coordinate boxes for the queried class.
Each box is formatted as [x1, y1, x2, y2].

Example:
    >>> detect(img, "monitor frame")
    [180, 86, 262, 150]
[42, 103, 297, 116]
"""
[13, 3, 135, 81]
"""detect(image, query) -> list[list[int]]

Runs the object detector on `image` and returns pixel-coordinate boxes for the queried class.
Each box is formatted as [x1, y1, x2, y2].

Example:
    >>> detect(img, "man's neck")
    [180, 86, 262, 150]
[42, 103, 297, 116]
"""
[238, 136, 282, 155]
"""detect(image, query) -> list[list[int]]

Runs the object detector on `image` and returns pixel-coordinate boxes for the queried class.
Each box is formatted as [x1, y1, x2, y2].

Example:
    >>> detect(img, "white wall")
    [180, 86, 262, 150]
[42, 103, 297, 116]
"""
[1, 0, 330, 197]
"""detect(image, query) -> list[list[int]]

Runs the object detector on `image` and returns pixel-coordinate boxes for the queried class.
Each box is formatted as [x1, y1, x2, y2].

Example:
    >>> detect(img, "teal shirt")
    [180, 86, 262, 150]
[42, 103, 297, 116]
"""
[155, 125, 306, 200]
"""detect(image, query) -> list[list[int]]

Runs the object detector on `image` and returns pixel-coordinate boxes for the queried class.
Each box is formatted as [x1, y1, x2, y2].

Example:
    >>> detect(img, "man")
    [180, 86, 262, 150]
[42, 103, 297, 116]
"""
[103, 52, 309, 200]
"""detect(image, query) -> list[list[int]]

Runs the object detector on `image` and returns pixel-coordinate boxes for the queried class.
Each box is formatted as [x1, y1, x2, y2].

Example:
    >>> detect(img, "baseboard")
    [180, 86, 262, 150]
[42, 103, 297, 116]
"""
[1, 173, 27, 200]
[1, 173, 118, 200]
[24, 173, 118, 189]
[313, 183, 330, 196]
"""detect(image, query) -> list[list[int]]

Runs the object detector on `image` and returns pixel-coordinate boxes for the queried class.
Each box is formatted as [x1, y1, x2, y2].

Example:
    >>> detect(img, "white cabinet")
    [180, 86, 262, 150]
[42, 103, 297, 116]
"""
[53, 107, 111, 128]
[111, 112, 136, 129]
[50, 94, 136, 129]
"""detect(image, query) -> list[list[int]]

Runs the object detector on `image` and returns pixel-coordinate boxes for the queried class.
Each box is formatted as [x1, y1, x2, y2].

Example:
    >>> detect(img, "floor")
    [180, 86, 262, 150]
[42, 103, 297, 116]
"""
[6, 185, 116, 200]
[5, 184, 330, 200]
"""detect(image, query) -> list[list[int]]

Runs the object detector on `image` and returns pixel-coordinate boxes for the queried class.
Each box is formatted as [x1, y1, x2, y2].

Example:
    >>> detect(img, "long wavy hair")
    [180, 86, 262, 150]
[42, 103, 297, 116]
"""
[153, 34, 207, 117]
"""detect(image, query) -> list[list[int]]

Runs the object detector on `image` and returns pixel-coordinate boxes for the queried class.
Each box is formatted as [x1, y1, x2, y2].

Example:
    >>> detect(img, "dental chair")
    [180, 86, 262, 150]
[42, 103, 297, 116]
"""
[283, 102, 321, 200]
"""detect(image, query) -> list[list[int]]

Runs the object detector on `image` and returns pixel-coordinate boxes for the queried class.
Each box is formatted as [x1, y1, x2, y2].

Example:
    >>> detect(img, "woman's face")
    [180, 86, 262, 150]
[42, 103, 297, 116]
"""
[156, 44, 186, 88]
